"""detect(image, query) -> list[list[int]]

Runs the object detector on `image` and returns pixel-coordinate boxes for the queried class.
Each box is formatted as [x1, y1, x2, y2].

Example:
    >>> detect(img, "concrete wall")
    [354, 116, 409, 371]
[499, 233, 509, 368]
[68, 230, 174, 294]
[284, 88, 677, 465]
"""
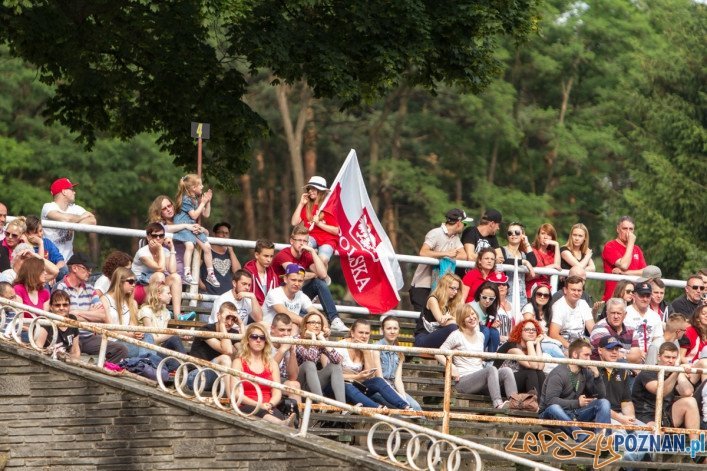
[0, 342, 395, 470]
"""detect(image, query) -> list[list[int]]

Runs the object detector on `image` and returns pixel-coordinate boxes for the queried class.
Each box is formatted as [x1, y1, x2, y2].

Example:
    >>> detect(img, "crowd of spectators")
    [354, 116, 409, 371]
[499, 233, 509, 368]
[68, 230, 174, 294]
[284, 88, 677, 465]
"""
[1, 178, 706, 439]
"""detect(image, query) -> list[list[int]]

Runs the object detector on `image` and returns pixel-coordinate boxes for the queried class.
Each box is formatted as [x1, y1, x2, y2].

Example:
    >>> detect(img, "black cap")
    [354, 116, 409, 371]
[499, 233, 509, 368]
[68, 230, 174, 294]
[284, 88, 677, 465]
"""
[445, 209, 473, 225]
[482, 209, 503, 224]
[66, 253, 95, 268]
[634, 282, 652, 295]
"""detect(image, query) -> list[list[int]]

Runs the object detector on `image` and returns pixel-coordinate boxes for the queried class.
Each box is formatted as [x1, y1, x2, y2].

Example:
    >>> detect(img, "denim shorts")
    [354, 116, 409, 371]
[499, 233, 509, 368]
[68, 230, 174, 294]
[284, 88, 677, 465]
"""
[308, 237, 335, 260]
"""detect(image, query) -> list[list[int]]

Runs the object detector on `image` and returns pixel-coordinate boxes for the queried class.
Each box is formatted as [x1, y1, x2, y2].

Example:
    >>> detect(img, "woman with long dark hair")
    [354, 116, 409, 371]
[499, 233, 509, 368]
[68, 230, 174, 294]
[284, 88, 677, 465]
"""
[522, 282, 564, 359]
[470, 281, 501, 352]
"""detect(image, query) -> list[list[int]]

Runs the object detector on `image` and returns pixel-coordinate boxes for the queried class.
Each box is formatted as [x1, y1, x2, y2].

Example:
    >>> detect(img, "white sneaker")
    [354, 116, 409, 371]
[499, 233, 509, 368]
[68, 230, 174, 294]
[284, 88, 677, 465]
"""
[324, 276, 332, 286]
[183, 273, 197, 285]
[205, 272, 220, 287]
[330, 318, 348, 332]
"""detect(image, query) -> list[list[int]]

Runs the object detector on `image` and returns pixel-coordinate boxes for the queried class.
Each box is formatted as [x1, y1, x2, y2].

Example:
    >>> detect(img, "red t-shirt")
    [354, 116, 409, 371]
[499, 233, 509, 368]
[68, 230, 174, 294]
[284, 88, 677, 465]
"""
[683, 326, 707, 363]
[462, 268, 487, 302]
[524, 247, 555, 297]
[601, 239, 646, 301]
[240, 359, 273, 403]
[299, 204, 339, 248]
[272, 247, 315, 278]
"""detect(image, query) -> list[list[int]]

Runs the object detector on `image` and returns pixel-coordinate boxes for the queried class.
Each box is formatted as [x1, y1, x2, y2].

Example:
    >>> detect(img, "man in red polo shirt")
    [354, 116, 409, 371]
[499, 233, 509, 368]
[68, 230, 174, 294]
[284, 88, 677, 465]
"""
[602, 216, 647, 301]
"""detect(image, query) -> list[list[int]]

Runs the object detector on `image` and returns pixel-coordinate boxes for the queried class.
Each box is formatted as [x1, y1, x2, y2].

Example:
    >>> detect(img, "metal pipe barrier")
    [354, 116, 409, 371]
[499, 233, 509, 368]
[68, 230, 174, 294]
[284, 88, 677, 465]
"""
[3, 297, 705, 439]
[0, 298, 560, 471]
[9, 217, 688, 288]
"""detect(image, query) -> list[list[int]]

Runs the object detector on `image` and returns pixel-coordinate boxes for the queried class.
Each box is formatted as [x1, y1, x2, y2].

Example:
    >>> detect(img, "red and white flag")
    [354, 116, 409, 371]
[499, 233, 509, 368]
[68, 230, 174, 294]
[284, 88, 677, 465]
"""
[318, 150, 404, 313]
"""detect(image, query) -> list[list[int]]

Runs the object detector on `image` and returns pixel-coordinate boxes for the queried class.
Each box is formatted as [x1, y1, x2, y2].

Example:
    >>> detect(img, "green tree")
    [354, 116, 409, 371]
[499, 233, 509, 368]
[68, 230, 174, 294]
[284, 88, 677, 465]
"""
[0, 0, 540, 184]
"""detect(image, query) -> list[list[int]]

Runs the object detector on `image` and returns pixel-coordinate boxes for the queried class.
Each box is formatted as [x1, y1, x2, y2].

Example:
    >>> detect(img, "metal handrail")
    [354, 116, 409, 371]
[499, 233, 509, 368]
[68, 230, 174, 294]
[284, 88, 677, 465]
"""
[0, 298, 560, 471]
[7, 217, 688, 288]
[2, 297, 704, 438]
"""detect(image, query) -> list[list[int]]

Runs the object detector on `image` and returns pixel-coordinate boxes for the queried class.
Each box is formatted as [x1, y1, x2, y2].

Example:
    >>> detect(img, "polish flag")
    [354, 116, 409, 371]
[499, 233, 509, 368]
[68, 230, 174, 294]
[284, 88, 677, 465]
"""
[318, 150, 404, 313]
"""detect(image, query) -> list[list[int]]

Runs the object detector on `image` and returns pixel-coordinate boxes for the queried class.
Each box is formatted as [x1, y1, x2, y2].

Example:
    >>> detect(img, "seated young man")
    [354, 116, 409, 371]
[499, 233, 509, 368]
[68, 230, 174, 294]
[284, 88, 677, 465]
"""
[187, 302, 241, 391]
[33, 290, 81, 360]
[208, 269, 262, 327]
[631, 342, 701, 441]
[539, 338, 611, 439]
[272, 225, 347, 332]
[263, 264, 327, 333]
[243, 239, 279, 306]
[270, 313, 301, 403]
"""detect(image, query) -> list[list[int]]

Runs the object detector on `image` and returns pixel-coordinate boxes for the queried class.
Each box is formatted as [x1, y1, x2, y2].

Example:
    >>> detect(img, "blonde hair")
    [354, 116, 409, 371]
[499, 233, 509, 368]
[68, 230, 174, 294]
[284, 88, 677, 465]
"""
[106, 267, 139, 326]
[431, 273, 463, 315]
[147, 195, 173, 223]
[455, 304, 479, 334]
[175, 174, 201, 213]
[239, 323, 273, 371]
[6, 217, 27, 235]
[563, 223, 590, 255]
[146, 281, 169, 312]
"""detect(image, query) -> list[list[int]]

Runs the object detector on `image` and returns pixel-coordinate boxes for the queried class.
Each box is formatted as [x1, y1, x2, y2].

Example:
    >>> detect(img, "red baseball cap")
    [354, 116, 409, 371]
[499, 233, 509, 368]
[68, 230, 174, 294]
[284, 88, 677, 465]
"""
[488, 271, 509, 284]
[50, 178, 78, 196]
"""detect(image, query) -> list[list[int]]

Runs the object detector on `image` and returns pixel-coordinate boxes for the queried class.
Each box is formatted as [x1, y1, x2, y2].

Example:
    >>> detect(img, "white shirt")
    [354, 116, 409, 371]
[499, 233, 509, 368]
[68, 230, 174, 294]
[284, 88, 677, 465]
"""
[93, 275, 110, 295]
[131, 245, 170, 279]
[208, 290, 254, 324]
[0, 268, 16, 284]
[550, 296, 593, 343]
[41, 201, 88, 261]
[624, 305, 664, 352]
[262, 287, 313, 324]
[439, 329, 485, 377]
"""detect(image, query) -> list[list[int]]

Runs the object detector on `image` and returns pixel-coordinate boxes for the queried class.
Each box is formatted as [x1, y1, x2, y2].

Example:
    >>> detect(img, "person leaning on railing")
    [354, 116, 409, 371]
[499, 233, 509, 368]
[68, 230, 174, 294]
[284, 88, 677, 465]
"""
[33, 290, 81, 360]
[437, 304, 518, 410]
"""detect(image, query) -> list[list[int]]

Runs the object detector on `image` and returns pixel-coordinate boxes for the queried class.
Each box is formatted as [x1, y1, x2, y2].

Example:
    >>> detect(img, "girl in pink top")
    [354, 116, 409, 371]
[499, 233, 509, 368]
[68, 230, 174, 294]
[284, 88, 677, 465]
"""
[13, 257, 51, 317]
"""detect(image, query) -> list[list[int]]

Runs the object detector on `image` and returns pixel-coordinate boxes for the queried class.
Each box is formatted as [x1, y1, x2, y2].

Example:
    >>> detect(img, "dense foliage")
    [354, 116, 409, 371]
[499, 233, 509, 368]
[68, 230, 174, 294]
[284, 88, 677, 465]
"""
[0, 0, 704, 283]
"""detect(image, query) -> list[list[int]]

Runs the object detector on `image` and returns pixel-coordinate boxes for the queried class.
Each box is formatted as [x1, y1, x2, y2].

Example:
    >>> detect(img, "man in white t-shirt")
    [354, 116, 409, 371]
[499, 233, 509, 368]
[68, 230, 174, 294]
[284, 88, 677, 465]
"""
[263, 264, 324, 327]
[41, 178, 96, 261]
[209, 269, 262, 326]
[549, 275, 595, 349]
[624, 282, 664, 354]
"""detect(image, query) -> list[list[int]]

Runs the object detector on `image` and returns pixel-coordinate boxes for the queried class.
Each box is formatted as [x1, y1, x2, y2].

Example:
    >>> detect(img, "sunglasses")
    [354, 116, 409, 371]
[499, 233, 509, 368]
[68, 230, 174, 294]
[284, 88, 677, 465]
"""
[507, 230, 522, 236]
[536, 292, 550, 298]
[124, 278, 137, 285]
[249, 334, 266, 341]
[150, 233, 165, 239]
[480, 295, 496, 302]
[52, 302, 70, 308]
[624, 289, 634, 294]
[5, 232, 21, 238]
[689, 285, 705, 291]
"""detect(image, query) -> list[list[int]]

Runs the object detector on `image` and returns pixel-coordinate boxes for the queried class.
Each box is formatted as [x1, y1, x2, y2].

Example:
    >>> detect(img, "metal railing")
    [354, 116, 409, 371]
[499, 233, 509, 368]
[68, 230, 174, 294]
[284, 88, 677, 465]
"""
[8, 217, 688, 289]
[0, 298, 560, 471]
[3, 296, 704, 441]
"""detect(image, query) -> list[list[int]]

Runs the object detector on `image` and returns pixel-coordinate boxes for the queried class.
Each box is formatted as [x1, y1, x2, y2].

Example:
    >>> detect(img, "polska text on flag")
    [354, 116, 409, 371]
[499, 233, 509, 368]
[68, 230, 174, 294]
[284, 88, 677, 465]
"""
[319, 150, 404, 313]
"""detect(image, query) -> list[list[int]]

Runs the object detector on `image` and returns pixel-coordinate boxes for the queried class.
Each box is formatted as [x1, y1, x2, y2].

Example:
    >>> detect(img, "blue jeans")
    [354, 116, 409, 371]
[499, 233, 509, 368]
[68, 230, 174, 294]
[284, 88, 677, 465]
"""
[479, 325, 500, 352]
[361, 377, 409, 409]
[370, 391, 422, 411]
[541, 340, 565, 358]
[414, 324, 458, 349]
[539, 399, 612, 439]
[119, 333, 165, 367]
[339, 382, 381, 408]
[186, 368, 218, 391]
[302, 278, 339, 322]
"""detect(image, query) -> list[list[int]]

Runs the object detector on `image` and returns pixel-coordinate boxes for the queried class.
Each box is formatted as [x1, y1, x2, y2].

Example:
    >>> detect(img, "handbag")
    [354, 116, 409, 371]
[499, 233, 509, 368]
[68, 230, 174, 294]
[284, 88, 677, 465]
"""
[508, 388, 539, 413]
[347, 380, 369, 395]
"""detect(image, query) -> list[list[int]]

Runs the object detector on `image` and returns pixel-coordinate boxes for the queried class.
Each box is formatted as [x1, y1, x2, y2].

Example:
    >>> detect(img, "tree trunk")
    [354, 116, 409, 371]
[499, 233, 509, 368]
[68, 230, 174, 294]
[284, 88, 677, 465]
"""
[487, 138, 499, 184]
[280, 162, 292, 242]
[303, 104, 317, 180]
[382, 188, 397, 249]
[544, 59, 577, 195]
[240, 173, 256, 241]
[129, 211, 139, 255]
[275, 80, 311, 192]
[368, 91, 398, 212]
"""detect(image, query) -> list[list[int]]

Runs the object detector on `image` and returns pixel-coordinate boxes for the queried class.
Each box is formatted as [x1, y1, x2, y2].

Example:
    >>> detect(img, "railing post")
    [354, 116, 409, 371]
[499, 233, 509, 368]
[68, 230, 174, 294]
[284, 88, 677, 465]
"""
[443, 355, 453, 434]
[189, 247, 201, 308]
[654, 369, 665, 436]
[295, 397, 313, 438]
[97, 333, 108, 368]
